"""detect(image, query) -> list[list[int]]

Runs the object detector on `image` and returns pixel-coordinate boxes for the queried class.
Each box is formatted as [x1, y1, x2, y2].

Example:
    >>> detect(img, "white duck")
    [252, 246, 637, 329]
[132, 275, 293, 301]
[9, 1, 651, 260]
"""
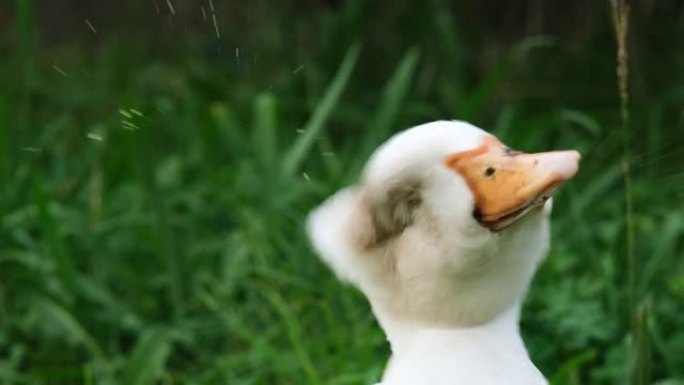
[307, 121, 580, 385]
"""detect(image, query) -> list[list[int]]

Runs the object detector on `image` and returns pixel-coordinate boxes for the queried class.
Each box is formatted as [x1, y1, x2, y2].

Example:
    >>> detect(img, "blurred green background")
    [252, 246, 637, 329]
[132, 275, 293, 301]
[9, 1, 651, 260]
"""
[1, 0, 683, 384]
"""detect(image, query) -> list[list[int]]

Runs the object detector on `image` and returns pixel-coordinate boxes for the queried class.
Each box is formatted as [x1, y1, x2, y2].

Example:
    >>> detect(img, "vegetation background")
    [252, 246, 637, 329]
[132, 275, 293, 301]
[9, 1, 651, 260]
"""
[1, 0, 683, 384]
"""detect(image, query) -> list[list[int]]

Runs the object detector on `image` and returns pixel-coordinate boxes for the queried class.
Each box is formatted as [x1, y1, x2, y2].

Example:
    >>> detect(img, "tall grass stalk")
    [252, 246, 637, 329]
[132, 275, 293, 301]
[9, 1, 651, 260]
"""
[609, 1, 651, 384]
[609, 0, 634, 318]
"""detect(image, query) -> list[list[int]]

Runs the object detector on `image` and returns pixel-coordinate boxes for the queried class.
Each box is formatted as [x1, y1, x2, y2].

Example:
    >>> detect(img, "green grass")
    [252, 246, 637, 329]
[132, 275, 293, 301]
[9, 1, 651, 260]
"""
[1, 1, 684, 384]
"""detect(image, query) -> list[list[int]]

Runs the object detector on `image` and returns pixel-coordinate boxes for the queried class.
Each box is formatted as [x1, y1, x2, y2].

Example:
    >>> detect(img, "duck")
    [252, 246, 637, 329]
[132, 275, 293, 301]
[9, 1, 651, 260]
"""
[306, 120, 580, 385]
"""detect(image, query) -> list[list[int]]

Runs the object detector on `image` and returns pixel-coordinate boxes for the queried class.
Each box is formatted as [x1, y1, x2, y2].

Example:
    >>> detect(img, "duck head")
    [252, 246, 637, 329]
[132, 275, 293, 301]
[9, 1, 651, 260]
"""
[308, 121, 580, 335]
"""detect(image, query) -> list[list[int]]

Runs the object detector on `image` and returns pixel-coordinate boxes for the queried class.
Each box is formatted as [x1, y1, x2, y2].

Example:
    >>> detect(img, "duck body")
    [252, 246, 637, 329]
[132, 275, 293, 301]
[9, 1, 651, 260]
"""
[307, 121, 579, 385]
[380, 314, 546, 385]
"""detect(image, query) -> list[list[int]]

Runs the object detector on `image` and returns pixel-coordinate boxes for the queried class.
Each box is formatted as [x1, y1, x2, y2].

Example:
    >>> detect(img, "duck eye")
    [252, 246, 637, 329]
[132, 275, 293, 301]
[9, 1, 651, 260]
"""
[485, 167, 496, 177]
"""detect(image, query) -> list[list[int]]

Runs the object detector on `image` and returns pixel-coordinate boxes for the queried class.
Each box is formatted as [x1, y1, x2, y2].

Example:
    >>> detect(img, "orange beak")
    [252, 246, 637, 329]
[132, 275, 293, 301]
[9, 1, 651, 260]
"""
[445, 136, 580, 231]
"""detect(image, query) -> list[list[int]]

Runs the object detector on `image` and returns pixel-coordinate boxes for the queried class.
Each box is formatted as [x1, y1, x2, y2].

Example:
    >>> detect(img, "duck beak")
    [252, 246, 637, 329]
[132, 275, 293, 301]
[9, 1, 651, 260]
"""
[445, 136, 580, 231]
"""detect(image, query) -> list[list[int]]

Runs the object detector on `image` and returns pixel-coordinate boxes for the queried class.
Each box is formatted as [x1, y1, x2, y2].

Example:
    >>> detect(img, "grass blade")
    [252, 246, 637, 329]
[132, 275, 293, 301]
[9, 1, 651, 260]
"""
[33, 179, 78, 295]
[35, 295, 108, 364]
[346, 48, 420, 179]
[460, 36, 556, 120]
[282, 44, 361, 177]
[252, 93, 278, 170]
[638, 215, 683, 298]
[210, 103, 244, 156]
[259, 287, 321, 385]
[549, 349, 597, 385]
[121, 327, 172, 385]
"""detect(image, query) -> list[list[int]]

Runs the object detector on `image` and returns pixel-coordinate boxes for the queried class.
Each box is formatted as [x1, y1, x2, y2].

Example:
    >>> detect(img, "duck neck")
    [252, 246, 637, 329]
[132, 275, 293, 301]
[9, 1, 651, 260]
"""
[376, 304, 527, 358]
[374, 304, 547, 385]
